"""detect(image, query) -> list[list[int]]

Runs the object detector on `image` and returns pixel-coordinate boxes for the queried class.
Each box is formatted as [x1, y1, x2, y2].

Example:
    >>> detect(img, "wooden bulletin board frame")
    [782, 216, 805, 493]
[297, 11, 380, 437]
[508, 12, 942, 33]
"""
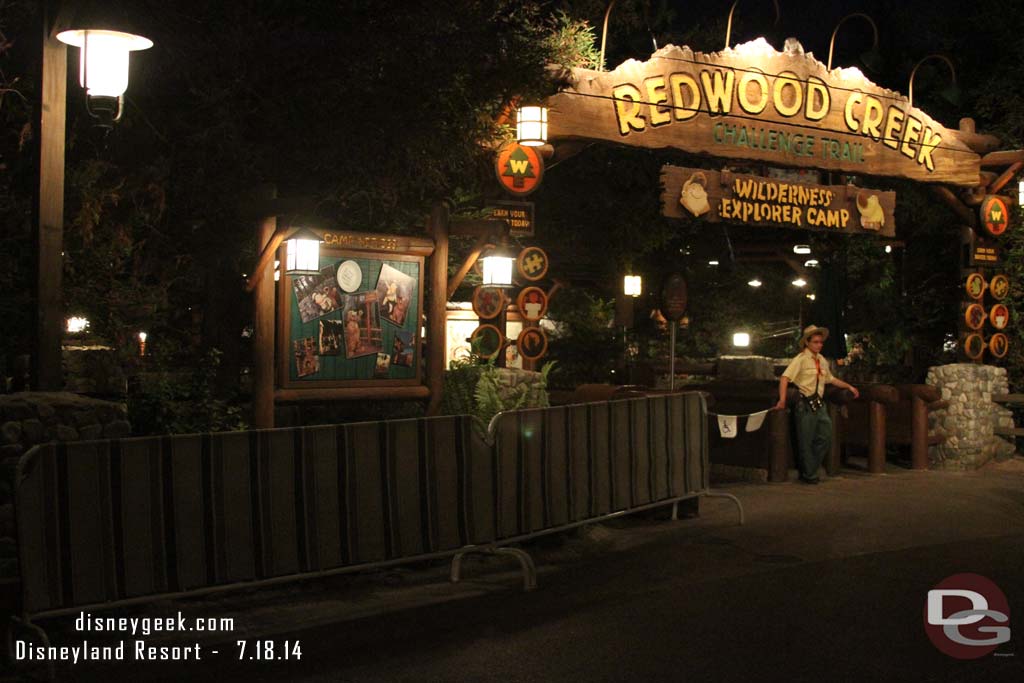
[276, 232, 430, 392]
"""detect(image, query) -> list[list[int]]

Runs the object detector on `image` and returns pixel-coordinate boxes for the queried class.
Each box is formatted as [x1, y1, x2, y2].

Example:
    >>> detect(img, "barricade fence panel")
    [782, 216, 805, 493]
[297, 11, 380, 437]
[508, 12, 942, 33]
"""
[16, 394, 708, 618]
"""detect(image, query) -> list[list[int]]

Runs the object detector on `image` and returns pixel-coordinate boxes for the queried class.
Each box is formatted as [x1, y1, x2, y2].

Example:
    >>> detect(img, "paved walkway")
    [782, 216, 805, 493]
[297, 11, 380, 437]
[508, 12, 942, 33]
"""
[12, 459, 1024, 682]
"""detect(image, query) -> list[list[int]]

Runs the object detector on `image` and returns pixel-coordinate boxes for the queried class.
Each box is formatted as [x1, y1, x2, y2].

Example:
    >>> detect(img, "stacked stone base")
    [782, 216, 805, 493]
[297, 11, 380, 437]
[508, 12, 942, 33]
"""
[926, 364, 1015, 470]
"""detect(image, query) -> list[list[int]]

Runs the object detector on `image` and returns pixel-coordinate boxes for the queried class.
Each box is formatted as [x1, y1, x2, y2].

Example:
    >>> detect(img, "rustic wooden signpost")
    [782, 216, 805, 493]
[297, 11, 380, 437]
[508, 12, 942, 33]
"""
[661, 165, 896, 236]
[546, 40, 981, 187]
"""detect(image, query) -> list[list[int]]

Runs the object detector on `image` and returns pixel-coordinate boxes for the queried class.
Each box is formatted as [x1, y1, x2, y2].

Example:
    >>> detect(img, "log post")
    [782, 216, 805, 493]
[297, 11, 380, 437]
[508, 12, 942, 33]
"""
[910, 395, 929, 470]
[827, 403, 842, 475]
[252, 185, 277, 429]
[768, 408, 789, 483]
[868, 400, 886, 474]
[426, 204, 450, 416]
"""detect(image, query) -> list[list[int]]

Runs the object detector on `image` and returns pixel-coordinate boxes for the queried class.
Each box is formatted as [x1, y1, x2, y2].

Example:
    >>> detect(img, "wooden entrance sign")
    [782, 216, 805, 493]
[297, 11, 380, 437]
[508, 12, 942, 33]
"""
[661, 166, 896, 236]
[546, 40, 980, 187]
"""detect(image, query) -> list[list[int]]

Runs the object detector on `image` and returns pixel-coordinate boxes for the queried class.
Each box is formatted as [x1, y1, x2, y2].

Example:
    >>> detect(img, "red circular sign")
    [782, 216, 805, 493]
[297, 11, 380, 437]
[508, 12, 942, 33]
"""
[980, 196, 1009, 237]
[472, 286, 506, 319]
[923, 573, 1010, 659]
[989, 304, 1010, 330]
[516, 287, 548, 322]
[495, 143, 544, 196]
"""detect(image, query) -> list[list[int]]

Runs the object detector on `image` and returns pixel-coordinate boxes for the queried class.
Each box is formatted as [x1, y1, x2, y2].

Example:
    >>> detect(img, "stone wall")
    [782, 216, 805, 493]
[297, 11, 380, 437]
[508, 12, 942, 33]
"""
[926, 364, 1015, 470]
[0, 392, 131, 580]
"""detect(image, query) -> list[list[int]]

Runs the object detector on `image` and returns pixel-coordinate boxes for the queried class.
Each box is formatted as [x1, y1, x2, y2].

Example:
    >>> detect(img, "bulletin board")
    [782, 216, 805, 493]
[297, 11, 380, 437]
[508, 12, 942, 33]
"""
[278, 248, 424, 389]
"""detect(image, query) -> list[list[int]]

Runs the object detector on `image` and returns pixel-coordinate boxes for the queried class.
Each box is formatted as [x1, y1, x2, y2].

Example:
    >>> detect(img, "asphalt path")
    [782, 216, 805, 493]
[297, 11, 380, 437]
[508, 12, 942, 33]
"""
[15, 464, 1024, 682]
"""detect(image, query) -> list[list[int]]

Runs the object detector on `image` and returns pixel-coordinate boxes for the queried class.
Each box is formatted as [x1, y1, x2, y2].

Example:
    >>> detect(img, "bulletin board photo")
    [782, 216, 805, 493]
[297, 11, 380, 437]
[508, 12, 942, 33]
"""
[278, 249, 424, 389]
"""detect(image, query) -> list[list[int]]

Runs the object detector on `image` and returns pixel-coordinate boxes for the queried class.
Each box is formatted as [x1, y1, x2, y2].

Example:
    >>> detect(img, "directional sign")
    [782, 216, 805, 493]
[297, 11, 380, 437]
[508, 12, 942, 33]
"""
[661, 273, 689, 321]
[516, 246, 549, 281]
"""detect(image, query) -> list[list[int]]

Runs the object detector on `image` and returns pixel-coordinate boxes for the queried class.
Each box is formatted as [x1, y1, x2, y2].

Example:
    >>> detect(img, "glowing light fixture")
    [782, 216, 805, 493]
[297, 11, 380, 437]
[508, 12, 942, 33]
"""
[623, 274, 643, 297]
[138, 331, 148, 356]
[792, 278, 807, 287]
[804, 259, 819, 267]
[285, 228, 322, 275]
[793, 244, 811, 255]
[708, 260, 720, 266]
[515, 105, 548, 146]
[482, 238, 515, 287]
[747, 279, 762, 288]
[732, 332, 751, 347]
[806, 293, 816, 300]
[66, 316, 90, 333]
[56, 28, 153, 124]
[885, 245, 893, 254]
[1019, 179, 1024, 205]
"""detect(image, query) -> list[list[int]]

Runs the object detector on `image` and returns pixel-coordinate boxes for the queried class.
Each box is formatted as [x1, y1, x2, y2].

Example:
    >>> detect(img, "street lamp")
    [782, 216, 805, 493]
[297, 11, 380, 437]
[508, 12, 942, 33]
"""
[481, 239, 515, 287]
[732, 332, 751, 347]
[56, 28, 153, 125]
[515, 105, 548, 147]
[284, 228, 323, 275]
[907, 54, 960, 108]
[623, 274, 643, 297]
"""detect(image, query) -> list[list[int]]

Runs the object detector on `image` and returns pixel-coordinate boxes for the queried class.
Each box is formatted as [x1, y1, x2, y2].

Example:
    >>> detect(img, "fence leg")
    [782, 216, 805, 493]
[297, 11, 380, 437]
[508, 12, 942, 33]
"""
[703, 491, 745, 525]
[449, 545, 538, 592]
[10, 616, 55, 682]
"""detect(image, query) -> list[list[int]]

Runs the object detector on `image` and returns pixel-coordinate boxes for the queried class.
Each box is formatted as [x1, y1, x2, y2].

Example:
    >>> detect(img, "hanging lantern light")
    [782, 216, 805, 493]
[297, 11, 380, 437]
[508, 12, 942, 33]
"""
[285, 228, 323, 275]
[516, 105, 548, 147]
[481, 238, 515, 287]
[56, 28, 153, 125]
[623, 274, 643, 297]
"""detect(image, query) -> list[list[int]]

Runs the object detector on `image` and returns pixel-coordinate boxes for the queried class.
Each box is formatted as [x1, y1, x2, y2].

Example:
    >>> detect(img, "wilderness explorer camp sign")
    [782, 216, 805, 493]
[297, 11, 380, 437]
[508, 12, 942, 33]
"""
[546, 39, 980, 187]
[661, 165, 896, 236]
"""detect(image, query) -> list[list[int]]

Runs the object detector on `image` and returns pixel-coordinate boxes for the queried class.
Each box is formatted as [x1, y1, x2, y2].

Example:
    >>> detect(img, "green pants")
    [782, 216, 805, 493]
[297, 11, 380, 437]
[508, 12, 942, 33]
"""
[794, 400, 832, 481]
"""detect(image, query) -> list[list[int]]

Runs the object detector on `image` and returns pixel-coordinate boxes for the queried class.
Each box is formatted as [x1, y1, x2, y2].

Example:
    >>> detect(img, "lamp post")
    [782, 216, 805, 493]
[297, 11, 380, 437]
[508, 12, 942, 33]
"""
[33, 2, 152, 389]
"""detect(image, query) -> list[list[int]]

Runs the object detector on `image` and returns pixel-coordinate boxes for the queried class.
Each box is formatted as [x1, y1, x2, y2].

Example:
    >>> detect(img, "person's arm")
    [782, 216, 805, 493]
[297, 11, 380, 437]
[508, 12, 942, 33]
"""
[775, 376, 790, 410]
[829, 376, 860, 399]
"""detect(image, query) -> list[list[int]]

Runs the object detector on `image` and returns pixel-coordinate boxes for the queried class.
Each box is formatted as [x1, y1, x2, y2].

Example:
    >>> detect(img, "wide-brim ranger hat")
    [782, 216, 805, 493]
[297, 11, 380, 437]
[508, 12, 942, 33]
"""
[799, 325, 830, 349]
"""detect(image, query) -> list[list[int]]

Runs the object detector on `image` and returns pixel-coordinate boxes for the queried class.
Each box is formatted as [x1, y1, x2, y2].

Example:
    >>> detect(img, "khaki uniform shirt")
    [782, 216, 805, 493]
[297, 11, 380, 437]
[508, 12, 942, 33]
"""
[782, 349, 833, 397]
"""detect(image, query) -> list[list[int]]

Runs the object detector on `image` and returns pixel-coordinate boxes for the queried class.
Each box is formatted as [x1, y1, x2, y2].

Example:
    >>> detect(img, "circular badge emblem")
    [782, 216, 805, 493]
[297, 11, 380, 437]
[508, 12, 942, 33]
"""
[516, 246, 549, 281]
[963, 333, 986, 360]
[979, 196, 1009, 237]
[964, 303, 986, 330]
[989, 303, 1010, 330]
[470, 324, 504, 359]
[337, 260, 363, 292]
[964, 273, 986, 300]
[990, 274, 1010, 300]
[517, 327, 548, 361]
[495, 143, 544, 196]
[472, 286, 507, 319]
[516, 287, 549, 322]
[989, 333, 1009, 359]
[923, 573, 1010, 659]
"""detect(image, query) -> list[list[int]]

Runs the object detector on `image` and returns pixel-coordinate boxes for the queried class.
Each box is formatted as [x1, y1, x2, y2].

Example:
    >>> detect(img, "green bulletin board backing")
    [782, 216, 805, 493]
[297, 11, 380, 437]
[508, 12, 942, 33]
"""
[285, 251, 422, 386]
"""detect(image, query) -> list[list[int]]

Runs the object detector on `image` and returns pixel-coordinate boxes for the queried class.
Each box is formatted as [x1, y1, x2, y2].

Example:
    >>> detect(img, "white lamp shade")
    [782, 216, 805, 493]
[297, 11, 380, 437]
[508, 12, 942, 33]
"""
[623, 275, 642, 297]
[57, 29, 152, 98]
[285, 234, 321, 273]
[733, 332, 751, 347]
[792, 278, 807, 287]
[1019, 179, 1024, 205]
[66, 316, 90, 333]
[482, 255, 514, 286]
[516, 106, 548, 146]
[793, 244, 811, 255]
[138, 331, 148, 342]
